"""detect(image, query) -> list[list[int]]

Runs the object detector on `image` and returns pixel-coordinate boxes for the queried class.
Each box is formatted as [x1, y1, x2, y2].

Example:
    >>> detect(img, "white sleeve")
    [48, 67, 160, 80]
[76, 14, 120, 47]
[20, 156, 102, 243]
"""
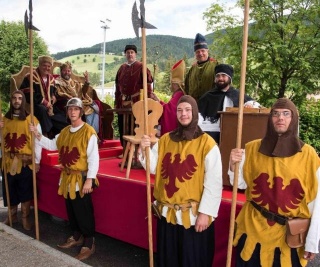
[139, 142, 159, 174]
[228, 150, 247, 189]
[34, 124, 42, 164]
[37, 134, 59, 151]
[198, 145, 223, 219]
[305, 167, 320, 253]
[86, 134, 99, 179]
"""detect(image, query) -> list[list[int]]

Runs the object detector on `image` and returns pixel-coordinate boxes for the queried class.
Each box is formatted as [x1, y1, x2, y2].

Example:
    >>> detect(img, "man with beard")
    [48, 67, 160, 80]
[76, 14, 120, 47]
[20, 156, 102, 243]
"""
[54, 62, 100, 135]
[198, 63, 260, 144]
[0, 90, 42, 230]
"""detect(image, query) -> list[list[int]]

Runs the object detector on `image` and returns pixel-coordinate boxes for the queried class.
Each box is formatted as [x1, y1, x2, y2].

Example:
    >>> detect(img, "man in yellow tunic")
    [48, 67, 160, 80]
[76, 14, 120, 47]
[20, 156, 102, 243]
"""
[30, 97, 99, 261]
[140, 95, 223, 267]
[229, 98, 320, 267]
[0, 90, 42, 230]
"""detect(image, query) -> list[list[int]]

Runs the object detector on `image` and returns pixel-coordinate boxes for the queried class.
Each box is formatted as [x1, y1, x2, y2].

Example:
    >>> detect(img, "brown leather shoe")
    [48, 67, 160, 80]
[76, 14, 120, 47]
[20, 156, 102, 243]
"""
[75, 244, 95, 261]
[57, 235, 84, 249]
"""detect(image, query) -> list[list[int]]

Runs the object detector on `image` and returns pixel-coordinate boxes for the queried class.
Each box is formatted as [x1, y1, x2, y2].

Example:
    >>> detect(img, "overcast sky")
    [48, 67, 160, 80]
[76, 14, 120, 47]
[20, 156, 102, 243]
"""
[2, 0, 239, 54]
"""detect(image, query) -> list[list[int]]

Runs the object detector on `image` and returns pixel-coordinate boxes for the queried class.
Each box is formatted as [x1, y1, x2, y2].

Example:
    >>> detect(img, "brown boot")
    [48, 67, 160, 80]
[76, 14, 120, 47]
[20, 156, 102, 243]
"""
[21, 201, 32, 230]
[3, 205, 18, 225]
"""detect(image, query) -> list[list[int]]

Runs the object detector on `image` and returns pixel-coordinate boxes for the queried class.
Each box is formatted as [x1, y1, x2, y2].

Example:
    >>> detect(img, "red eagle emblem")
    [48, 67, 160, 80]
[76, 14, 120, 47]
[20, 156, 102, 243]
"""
[161, 153, 198, 198]
[59, 146, 80, 167]
[5, 133, 27, 152]
[252, 173, 305, 226]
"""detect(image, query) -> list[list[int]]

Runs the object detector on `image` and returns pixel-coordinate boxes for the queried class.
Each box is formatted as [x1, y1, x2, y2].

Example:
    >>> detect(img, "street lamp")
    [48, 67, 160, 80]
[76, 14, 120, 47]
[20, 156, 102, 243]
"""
[100, 19, 111, 98]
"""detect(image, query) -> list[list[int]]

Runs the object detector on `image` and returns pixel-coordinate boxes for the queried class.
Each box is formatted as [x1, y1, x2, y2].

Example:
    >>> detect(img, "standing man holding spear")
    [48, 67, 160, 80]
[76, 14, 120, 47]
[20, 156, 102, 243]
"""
[0, 90, 42, 231]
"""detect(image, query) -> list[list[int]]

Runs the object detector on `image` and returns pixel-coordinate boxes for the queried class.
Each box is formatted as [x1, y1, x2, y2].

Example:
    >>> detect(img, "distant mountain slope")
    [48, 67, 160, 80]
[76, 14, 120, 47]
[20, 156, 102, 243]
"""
[52, 35, 196, 61]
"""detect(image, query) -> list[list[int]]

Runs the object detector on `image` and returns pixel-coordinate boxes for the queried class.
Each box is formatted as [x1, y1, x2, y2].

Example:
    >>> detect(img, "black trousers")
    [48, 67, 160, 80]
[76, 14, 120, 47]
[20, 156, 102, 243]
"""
[65, 191, 95, 238]
[2, 166, 33, 206]
[156, 216, 215, 267]
[236, 234, 302, 267]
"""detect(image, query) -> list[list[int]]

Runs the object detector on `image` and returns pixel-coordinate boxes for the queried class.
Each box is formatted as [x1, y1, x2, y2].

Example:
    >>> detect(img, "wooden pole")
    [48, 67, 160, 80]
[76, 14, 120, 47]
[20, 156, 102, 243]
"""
[141, 26, 154, 267]
[28, 26, 40, 241]
[226, 0, 250, 266]
[0, 94, 13, 227]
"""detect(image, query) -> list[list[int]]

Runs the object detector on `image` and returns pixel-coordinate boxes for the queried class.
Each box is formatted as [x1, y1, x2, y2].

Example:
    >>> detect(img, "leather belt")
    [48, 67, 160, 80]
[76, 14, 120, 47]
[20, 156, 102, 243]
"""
[250, 200, 288, 225]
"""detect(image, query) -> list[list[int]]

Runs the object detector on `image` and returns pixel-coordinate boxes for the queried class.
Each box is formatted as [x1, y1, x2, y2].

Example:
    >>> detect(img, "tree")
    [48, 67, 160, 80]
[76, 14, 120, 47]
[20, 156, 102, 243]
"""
[203, 0, 320, 107]
[0, 20, 49, 104]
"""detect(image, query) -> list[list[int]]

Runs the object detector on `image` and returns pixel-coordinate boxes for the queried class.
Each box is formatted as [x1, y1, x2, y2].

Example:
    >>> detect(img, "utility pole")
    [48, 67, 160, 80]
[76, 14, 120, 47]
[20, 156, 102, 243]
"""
[100, 19, 111, 98]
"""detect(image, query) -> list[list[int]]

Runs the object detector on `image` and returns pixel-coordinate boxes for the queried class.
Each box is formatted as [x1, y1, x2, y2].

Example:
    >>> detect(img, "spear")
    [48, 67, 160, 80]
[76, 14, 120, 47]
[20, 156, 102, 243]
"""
[25, 0, 40, 240]
[226, 0, 250, 266]
[0, 93, 13, 227]
[132, 1, 156, 266]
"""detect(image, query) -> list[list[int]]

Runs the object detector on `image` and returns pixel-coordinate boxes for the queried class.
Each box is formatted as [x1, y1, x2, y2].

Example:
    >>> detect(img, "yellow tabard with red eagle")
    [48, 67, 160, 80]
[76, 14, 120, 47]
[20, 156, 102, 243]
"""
[56, 123, 98, 199]
[154, 133, 215, 229]
[234, 139, 319, 267]
[2, 116, 39, 174]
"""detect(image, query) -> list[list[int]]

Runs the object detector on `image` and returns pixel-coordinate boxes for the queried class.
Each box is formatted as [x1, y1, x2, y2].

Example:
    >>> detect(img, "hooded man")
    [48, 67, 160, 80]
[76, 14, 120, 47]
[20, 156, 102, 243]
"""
[139, 95, 223, 267]
[229, 98, 320, 266]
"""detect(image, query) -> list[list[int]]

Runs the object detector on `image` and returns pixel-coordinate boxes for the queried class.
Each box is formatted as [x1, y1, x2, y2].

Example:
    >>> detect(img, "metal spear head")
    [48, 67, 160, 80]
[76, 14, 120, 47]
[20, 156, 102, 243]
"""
[131, 0, 157, 38]
[24, 0, 40, 39]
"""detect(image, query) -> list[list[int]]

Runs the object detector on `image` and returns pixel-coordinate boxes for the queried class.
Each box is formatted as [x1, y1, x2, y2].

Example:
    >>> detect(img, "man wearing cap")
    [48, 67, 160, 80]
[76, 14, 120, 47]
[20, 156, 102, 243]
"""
[54, 61, 100, 135]
[114, 44, 154, 147]
[152, 59, 186, 135]
[20, 55, 68, 137]
[185, 33, 218, 102]
[30, 97, 99, 261]
[198, 63, 260, 144]
[229, 98, 320, 266]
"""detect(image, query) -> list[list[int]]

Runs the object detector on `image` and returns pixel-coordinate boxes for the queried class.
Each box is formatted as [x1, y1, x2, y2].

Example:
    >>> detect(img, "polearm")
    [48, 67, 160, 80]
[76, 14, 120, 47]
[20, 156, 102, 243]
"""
[25, 0, 40, 240]
[226, 0, 250, 266]
[132, 1, 156, 266]
[0, 94, 13, 227]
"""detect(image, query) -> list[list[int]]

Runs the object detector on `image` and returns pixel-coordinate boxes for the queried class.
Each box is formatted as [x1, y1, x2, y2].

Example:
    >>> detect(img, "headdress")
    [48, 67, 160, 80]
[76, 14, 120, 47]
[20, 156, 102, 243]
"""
[215, 64, 234, 80]
[169, 95, 204, 142]
[124, 45, 137, 53]
[171, 59, 185, 84]
[38, 55, 53, 66]
[60, 61, 72, 70]
[194, 33, 208, 52]
[259, 98, 304, 157]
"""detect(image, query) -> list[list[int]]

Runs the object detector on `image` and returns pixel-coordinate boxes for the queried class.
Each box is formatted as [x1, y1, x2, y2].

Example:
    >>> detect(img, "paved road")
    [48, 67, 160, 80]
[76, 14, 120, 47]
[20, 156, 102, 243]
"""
[0, 178, 152, 267]
[0, 177, 319, 266]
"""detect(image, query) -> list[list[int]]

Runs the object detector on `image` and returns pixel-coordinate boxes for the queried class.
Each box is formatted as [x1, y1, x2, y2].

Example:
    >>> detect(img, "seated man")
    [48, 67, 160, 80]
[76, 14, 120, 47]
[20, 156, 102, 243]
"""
[20, 55, 69, 137]
[54, 61, 100, 135]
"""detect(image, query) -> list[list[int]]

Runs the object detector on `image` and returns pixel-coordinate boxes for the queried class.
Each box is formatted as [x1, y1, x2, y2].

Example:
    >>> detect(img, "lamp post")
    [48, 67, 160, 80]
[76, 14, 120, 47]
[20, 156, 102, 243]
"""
[100, 19, 111, 98]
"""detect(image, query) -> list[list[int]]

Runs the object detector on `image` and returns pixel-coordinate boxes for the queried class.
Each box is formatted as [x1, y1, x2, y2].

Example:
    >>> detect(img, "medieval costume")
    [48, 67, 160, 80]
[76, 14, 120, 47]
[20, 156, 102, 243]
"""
[54, 61, 101, 136]
[229, 98, 320, 267]
[1, 90, 42, 230]
[115, 44, 153, 145]
[185, 33, 217, 102]
[159, 59, 185, 135]
[140, 95, 223, 267]
[20, 56, 68, 136]
[35, 98, 99, 261]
